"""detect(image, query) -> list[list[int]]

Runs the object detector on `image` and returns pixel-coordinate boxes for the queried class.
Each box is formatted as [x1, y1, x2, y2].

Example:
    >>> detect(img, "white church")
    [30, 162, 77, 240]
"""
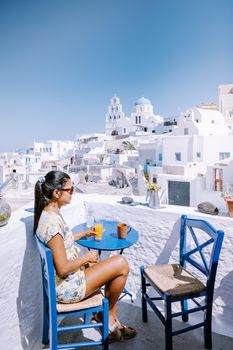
[105, 95, 176, 136]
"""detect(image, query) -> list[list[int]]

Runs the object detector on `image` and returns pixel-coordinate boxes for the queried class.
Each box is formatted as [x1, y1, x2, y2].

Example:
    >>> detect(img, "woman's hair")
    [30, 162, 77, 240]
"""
[33, 170, 70, 234]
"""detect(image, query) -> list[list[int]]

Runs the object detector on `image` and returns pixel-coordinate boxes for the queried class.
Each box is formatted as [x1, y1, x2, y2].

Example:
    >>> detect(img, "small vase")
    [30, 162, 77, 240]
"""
[224, 197, 233, 217]
[0, 196, 11, 227]
[146, 190, 160, 209]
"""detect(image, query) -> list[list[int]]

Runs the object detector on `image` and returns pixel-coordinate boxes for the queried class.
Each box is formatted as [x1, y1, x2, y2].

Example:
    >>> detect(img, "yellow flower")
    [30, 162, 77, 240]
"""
[144, 176, 161, 191]
[148, 184, 161, 191]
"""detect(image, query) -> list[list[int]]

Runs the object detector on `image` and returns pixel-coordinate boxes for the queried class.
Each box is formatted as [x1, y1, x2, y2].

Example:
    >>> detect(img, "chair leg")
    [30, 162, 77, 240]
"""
[84, 311, 90, 324]
[102, 299, 109, 350]
[42, 293, 49, 345]
[140, 267, 148, 322]
[181, 299, 189, 322]
[204, 301, 213, 349]
[49, 309, 58, 350]
[165, 294, 173, 350]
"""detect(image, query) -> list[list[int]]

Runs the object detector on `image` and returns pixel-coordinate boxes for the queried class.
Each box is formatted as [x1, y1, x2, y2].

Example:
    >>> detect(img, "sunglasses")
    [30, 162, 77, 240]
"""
[59, 186, 74, 195]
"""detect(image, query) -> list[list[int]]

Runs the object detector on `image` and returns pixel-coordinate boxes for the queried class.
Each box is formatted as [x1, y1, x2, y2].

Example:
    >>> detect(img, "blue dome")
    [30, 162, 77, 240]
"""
[134, 97, 152, 106]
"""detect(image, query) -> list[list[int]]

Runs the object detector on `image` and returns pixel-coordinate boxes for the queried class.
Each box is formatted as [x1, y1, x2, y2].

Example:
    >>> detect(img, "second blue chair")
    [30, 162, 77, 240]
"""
[141, 215, 224, 350]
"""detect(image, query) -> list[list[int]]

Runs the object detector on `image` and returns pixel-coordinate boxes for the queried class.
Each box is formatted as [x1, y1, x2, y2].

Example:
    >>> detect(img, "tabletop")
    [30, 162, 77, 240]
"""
[73, 220, 139, 252]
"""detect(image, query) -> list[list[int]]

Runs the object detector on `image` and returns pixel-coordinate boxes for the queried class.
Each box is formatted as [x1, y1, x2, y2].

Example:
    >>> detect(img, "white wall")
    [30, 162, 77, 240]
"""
[163, 136, 190, 165]
[1, 194, 233, 349]
[201, 136, 233, 164]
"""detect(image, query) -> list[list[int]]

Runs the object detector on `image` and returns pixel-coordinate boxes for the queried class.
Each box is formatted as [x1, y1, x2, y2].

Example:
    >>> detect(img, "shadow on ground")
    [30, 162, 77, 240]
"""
[43, 301, 233, 350]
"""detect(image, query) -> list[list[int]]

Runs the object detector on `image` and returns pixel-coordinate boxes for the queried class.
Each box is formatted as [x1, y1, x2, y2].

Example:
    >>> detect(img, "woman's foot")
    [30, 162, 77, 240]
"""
[108, 323, 124, 343]
[92, 313, 125, 343]
[91, 311, 102, 322]
[115, 319, 137, 340]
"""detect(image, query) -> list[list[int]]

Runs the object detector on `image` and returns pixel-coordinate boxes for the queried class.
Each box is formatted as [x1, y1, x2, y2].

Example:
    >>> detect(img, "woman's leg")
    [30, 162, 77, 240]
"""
[84, 255, 129, 326]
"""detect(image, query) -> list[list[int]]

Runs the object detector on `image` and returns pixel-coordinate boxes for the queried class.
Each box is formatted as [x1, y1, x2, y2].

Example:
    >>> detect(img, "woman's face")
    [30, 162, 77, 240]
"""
[56, 178, 74, 207]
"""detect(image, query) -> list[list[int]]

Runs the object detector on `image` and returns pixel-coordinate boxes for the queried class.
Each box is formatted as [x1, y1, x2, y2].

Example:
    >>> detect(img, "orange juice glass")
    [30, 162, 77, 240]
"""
[94, 223, 103, 241]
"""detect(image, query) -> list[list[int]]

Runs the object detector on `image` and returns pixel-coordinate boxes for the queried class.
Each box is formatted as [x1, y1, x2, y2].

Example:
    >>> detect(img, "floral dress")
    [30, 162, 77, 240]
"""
[36, 211, 86, 303]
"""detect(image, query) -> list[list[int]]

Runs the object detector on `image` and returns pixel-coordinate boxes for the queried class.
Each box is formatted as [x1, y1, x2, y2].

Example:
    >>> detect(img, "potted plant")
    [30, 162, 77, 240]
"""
[144, 179, 161, 209]
[223, 182, 233, 217]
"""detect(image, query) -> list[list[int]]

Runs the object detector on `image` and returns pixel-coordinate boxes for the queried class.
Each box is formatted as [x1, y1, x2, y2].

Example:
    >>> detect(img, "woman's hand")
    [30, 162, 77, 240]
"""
[84, 250, 99, 264]
[73, 228, 96, 241]
[85, 228, 97, 237]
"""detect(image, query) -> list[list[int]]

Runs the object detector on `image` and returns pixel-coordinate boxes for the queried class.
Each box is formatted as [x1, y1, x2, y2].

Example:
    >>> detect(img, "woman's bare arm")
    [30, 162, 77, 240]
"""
[73, 228, 96, 241]
[47, 234, 98, 276]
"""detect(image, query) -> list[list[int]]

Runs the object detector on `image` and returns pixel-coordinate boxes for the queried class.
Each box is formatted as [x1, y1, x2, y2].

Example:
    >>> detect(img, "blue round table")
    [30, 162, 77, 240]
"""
[73, 220, 139, 255]
[73, 220, 139, 302]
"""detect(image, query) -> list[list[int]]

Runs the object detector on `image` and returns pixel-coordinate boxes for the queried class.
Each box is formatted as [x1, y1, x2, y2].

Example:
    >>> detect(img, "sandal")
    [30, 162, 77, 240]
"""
[116, 319, 137, 340]
[91, 311, 103, 323]
[119, 324, 137, 340]
[92, 314, 124, 343]
[108, 326, 124, 343]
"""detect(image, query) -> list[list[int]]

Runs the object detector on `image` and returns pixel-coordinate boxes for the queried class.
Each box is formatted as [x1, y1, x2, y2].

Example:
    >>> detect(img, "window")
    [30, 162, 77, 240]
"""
[139, 116, 141, 124]
[196, 152, 201, 158]
[159, 153, 163, 161]
[135, 116, 138, 124]
[175, 152, 181, 161]
[219, 152, 230, 160]
[124, 128, 126, 133]
[195, 119, 199, 123]
[152, 176, 157, 184]
[184, 128, 188, 135]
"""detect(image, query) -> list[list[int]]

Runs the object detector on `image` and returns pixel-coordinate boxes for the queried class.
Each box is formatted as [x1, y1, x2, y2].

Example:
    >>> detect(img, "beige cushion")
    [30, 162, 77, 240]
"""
[144, 264, 206, 297]
[57, 290, 104, 313]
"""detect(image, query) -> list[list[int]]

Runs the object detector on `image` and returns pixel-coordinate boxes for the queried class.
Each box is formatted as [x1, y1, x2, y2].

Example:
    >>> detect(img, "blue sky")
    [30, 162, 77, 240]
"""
[0, 0, 232, 152]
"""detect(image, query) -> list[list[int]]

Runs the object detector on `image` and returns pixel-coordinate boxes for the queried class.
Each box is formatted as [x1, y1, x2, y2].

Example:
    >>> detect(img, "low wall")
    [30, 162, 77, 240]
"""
[0, 193, 232, 349]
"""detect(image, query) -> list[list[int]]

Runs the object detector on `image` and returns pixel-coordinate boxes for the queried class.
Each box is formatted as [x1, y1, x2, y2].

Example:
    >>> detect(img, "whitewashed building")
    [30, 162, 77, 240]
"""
[219, 84, 233, 127]
[105, 96, 177, 136]
[138, 101, 233, 210]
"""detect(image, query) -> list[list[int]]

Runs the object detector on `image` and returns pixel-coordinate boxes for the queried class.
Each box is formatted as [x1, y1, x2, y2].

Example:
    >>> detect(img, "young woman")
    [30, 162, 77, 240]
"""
[34, 170, 136, 342]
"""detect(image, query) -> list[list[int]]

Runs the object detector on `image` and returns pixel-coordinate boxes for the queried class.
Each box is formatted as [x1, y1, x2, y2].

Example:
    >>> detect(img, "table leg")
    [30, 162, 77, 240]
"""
[119, 288, 134, 303]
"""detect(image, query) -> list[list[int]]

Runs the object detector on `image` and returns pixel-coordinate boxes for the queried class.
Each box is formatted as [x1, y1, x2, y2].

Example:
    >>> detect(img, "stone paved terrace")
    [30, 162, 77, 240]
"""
[1, 193, 233, 349]
[56, 302, 233, 350]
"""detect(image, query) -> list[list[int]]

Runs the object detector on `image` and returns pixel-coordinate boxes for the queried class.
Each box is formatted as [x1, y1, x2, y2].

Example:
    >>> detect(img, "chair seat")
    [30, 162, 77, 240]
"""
[57, 290, 104, 313]
[144, 264, 206, 297]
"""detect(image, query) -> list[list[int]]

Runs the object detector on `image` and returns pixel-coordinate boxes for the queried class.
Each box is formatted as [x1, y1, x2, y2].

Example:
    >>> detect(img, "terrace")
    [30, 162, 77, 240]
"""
[1, 193, 233, 349]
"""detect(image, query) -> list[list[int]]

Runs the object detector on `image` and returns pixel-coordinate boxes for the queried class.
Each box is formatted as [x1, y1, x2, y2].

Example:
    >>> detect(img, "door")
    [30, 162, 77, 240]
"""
[168, 181, 190, 206]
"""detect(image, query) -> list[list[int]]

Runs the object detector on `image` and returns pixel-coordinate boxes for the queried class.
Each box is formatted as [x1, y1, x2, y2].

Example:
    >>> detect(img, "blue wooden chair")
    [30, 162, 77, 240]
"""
[36, 237, 109, 350]
[140, 215, 224, 350]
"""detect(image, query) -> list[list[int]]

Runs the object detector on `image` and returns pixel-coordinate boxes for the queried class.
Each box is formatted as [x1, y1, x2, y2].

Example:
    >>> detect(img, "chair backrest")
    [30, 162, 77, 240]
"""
[36, 236, 57, 316]
[180, 215, 224, 292]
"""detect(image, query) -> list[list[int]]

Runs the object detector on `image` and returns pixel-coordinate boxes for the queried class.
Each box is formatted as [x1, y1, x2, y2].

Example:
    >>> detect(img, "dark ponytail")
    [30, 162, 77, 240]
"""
[33, 170, 70, 234]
